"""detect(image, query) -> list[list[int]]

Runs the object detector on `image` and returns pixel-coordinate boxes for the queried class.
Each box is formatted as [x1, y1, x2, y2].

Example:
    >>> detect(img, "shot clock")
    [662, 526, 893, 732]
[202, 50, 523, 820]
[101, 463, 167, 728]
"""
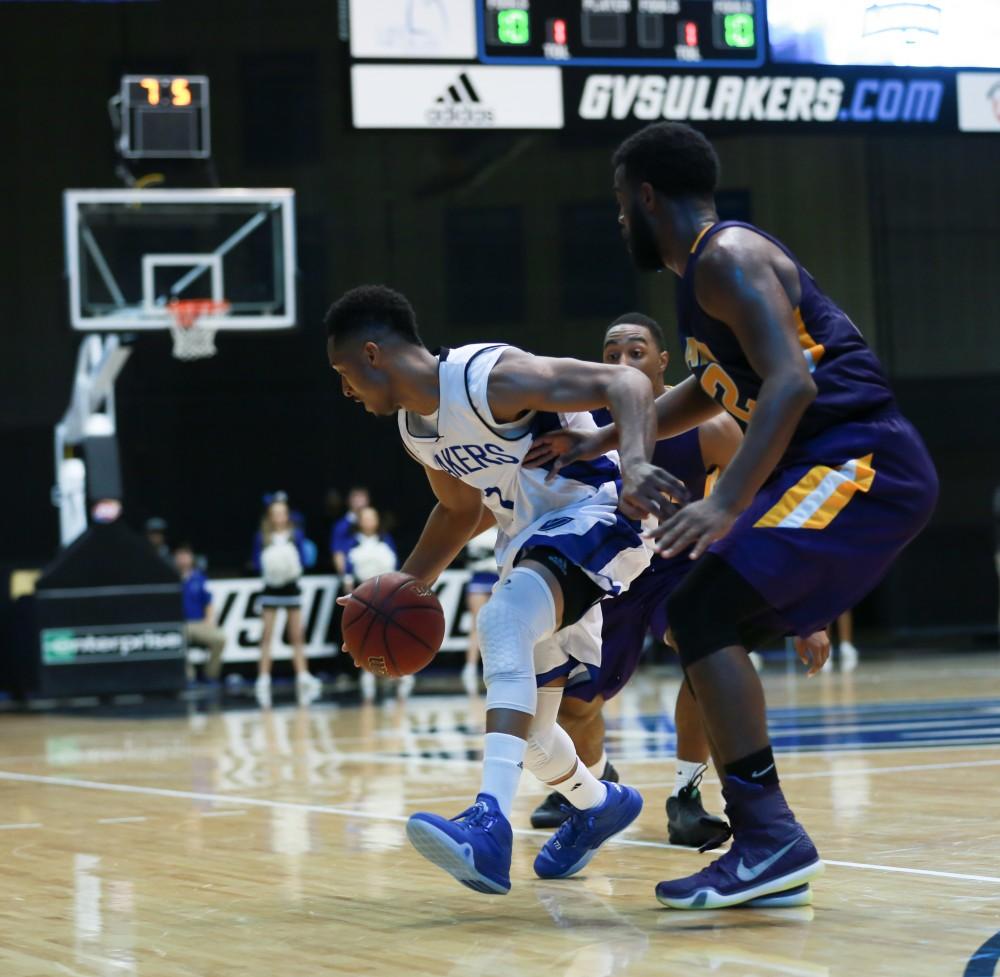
[480, 0, 763, 67]
[119, 74, 211, 159]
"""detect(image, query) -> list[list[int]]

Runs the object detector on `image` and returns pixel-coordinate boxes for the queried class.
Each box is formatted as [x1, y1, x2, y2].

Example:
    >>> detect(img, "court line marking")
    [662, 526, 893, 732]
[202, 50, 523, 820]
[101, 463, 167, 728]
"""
[98, 816, 148, 824]
[0, 822, 43, 830]
[1, 769, 998, 885]
[376, 756, 1000, 807]
[199, 809, 248, 818]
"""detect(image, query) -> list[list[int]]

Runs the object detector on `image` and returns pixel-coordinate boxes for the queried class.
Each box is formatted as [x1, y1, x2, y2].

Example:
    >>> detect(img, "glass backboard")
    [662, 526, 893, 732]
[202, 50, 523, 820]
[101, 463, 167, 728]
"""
[64, 189, 297, 331]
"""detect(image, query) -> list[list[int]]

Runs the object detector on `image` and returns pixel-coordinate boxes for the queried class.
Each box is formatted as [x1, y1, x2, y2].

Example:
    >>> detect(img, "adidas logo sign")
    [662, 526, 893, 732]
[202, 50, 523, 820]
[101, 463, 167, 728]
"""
[426, 72, 495, 127]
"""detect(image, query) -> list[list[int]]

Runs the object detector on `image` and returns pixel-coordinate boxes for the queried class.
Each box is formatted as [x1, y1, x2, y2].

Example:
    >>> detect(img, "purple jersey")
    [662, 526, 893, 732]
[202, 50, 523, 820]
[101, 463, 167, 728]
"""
[594, 406, 707, 502]
[678, 221, 895, 454]
[562, 414, 713, 702]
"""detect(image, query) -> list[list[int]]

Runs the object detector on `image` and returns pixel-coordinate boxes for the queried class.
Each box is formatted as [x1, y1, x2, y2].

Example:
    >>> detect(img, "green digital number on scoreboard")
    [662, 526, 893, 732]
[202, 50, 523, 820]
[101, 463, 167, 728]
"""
[497, 9, 531, 45]
[724, 13, 756, 49]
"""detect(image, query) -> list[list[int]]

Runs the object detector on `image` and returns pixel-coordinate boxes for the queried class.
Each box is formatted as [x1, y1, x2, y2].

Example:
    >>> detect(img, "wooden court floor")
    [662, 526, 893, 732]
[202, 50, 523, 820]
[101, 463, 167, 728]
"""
[1, 653, 998, 976]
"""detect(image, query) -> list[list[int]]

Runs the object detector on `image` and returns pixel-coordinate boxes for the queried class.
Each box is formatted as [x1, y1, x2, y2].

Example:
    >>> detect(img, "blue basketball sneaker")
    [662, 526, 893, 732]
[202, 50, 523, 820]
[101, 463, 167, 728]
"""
[406, 793, 513, 894]
[534, 782, 643, 880]
[655, 778, 823, 909]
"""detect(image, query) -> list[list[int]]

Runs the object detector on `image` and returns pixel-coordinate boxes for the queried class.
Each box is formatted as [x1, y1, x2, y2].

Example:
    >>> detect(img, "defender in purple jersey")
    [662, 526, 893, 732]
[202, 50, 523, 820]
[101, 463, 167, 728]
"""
[533, 123, 937, 909]
[528, 312, 744, 849]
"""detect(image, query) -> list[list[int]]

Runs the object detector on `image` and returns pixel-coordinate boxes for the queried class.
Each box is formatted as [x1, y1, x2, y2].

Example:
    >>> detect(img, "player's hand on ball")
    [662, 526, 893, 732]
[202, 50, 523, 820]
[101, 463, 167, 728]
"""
[620, 462, 689, 521]
[795, 630, 831, 677]
[335, 594, 358, 664]
[646, 495, 737, 560]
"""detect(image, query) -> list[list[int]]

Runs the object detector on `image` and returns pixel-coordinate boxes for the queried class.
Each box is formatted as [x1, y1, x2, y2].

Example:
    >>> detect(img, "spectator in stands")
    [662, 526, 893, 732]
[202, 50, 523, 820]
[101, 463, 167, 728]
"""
[345, 506, 411, 701]
[331, 487, 395, 590]
[253, 492, 322, 708]
[174, 542, 226, 684]
[145, 516, 171, 563]
[461, 525, 498, 694]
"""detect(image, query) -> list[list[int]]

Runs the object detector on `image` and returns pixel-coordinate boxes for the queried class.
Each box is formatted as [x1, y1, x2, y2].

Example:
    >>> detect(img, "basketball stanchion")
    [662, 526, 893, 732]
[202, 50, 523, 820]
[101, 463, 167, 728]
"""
[166, 298, 231, 360]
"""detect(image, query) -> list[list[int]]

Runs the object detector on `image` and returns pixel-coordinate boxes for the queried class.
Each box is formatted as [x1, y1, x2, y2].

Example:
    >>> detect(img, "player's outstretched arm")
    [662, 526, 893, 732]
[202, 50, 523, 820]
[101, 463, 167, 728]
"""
[400, 465, 486, 586]
[488, 350, 685, 518]
[650, 237, 817, 559]
[524, 376, 721, 471]
[655, 375, 725, 440]
[697, 410, 744, 473]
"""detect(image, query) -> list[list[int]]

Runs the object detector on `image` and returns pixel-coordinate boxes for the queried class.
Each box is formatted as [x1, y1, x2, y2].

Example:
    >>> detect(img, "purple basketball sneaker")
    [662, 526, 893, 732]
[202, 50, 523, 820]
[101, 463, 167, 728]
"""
[655, 778, 823, 909]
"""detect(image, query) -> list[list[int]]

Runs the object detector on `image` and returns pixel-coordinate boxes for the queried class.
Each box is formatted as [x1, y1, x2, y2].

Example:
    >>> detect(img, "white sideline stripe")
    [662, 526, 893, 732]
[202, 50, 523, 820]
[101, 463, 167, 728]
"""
[199, 809, 248, 818]
[1, 769, 997, 886]
[819, 859, 1000, 883]
[98, 816, 148, 824]
[0, 822, 43, 830]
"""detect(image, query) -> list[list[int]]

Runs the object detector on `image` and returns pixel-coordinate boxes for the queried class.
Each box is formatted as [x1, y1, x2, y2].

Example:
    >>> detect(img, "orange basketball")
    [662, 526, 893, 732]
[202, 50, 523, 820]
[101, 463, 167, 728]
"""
[340, 571, 445, 677]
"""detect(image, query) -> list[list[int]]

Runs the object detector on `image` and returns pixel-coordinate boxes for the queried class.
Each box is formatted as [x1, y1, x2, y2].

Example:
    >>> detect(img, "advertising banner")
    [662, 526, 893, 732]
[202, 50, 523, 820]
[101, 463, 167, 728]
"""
[200, 571, 475, 665]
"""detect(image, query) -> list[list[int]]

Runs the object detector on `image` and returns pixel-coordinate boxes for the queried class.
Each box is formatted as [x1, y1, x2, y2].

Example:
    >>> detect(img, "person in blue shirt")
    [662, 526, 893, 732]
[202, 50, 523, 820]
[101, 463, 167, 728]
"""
[173, 543, 226, 682]
[331, 486, 395, 589]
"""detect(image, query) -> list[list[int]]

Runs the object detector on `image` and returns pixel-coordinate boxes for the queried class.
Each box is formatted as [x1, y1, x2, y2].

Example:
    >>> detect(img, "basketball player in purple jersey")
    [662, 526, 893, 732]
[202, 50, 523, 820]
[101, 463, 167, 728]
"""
[529, 313, 830, 860]
[535, 123, 938, 908]
[530, 313, 740, 844]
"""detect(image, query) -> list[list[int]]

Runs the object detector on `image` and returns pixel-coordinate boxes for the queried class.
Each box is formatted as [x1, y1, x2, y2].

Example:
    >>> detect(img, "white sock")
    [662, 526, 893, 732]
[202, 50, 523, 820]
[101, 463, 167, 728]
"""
[552, 759, 608, 811]
[672, 758, 705, 797]
[480, 732, 525, 819]
[587, 750, 609, 779]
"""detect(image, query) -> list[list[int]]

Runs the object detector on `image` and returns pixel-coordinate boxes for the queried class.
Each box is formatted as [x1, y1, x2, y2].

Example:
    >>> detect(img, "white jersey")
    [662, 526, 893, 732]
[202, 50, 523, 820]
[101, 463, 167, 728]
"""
[398, 343, 649, 596]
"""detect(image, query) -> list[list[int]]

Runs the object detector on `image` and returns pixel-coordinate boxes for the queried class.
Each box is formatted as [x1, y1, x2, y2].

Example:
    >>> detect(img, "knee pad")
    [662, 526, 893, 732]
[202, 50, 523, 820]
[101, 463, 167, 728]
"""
[480, 567, 557, 716]
[524, 688, 577, 783]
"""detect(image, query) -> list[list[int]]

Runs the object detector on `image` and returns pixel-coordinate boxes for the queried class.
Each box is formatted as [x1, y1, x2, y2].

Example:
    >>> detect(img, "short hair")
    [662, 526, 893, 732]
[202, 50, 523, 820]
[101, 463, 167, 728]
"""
[324, 285, 422, 347]
[612, 123, 720, 198]
[607, 312, 666, 352]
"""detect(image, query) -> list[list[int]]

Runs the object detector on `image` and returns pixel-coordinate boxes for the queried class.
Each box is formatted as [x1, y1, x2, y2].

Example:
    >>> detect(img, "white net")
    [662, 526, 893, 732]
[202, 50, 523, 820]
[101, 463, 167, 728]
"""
[167, 301, 228, 360]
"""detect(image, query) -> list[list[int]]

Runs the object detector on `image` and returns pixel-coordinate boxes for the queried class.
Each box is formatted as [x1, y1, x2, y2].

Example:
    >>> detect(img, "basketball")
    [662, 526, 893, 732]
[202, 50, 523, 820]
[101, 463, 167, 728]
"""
[341, 571, 445, 677]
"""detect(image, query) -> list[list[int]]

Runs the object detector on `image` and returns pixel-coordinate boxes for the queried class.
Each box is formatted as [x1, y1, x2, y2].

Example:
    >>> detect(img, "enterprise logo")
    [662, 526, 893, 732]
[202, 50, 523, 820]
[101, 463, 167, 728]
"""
[578, 74, 943, 124]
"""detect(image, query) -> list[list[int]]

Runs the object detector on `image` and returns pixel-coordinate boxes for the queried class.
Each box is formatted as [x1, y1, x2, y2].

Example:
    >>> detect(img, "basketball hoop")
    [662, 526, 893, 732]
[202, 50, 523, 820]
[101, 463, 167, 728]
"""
[166, 299, 230, 360]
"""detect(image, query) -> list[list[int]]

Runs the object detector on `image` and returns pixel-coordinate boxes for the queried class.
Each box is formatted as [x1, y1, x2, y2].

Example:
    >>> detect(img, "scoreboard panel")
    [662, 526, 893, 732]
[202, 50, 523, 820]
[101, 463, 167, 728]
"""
[347, 0, 1000, 133]
[479, 0, 764, 67]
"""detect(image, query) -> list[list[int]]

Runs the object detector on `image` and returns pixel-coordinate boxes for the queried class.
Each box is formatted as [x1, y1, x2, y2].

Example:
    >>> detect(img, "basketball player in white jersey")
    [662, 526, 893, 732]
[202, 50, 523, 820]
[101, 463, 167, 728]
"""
[325, 285, 682, 895]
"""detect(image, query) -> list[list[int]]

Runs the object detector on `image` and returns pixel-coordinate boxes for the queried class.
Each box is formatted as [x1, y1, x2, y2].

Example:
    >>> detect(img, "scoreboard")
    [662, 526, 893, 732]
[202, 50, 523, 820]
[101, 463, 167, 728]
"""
[347, 0, 1000, 134]
[479, 0, 763, 67]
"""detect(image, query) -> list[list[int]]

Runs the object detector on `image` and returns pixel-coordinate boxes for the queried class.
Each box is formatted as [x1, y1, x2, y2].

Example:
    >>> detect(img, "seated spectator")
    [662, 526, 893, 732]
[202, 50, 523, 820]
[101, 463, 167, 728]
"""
[174, 542, 226, 683]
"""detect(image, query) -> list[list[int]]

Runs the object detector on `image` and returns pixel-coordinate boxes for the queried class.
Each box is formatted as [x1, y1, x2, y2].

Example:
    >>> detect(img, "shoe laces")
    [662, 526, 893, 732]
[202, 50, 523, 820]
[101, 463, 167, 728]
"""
[697, 822, 733, 854]
[551, 803, 596, 846]
[454, 800, 499, 830]
[677, 763, 708, 802]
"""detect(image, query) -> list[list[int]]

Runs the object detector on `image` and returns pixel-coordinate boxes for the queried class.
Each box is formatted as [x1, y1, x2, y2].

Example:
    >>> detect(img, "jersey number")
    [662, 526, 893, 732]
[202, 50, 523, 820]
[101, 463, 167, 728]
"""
[701, 363, 756, 425]
[484, 486, 514, 510]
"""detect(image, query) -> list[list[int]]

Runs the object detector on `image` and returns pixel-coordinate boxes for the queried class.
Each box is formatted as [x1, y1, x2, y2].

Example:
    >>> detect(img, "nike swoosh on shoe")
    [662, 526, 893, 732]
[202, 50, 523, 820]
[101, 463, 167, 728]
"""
[736, 840, 798, 882]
